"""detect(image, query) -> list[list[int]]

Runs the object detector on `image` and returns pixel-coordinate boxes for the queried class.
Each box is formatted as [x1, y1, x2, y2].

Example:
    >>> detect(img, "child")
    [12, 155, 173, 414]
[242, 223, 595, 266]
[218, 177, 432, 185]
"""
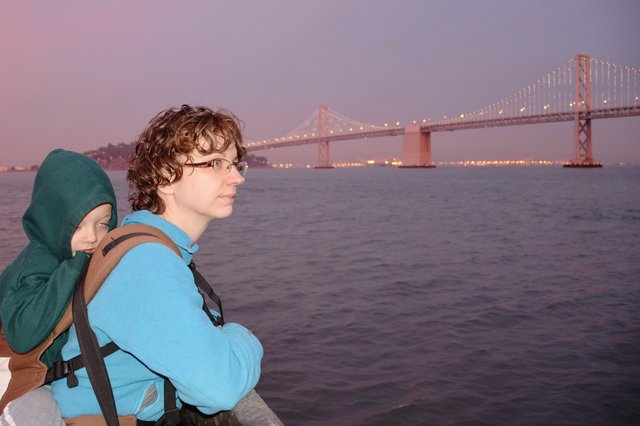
[0, 148, 118, 423]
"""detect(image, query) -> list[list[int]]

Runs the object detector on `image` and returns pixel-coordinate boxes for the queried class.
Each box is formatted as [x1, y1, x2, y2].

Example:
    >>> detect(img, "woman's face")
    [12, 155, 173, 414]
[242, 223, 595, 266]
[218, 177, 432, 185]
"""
[159, 139, 245, 240]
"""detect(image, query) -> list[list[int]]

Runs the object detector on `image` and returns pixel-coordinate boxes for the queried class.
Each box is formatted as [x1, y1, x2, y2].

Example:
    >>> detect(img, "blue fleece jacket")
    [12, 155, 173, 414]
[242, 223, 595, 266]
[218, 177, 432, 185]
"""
[51, 210, 263, 421]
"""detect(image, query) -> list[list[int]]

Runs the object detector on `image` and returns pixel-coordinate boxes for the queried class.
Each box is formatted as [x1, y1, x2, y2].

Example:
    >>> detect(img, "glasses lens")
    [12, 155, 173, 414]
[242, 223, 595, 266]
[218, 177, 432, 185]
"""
[236, 162, 248, 176]
[211, 159, 227, 173]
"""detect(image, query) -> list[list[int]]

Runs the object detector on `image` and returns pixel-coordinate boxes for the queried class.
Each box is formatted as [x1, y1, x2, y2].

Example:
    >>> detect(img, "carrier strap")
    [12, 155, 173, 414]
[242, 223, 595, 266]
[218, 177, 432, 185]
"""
[45, 341, 119, 385]
[73, 261, 120, 426]
[189, 261, 225, 326]
[101, 232, 162, 256]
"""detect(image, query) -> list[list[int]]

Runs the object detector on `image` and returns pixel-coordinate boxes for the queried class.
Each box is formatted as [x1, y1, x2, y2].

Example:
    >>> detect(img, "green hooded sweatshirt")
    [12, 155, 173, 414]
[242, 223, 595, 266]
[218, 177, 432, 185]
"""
[0, 149, 118, 367]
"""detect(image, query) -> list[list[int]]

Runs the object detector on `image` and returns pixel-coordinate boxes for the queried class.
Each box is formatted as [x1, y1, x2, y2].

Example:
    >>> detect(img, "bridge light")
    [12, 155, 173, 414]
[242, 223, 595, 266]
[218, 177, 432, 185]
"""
[459, 114, 464, 119]
[396, 121, 400, 126]
[360, 126, 363, 130]
[603, 99, 608, 104]
[349, 128, 353, 132]
[384, 123, 388, 127]
[498, 110, 503, 115]
[519, 107, 525, 112]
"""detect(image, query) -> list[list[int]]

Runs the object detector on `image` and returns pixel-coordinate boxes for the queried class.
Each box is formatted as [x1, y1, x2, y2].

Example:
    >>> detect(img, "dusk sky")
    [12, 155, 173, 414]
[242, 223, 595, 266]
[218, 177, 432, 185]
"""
[1, 0, 639, 167]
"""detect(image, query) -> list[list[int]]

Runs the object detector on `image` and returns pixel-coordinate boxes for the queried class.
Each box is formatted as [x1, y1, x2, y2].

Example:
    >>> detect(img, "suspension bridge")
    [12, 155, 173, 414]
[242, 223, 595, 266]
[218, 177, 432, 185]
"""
[245, 54, 640, 168]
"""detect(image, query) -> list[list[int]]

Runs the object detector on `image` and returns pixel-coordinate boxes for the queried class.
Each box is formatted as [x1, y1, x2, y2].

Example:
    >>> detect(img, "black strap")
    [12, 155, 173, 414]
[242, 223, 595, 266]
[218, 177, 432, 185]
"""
[45, 341, 119, 385]
[189, 261, 225, 326]
[72, 264, 120, 426]
[152, 380, 181, 426]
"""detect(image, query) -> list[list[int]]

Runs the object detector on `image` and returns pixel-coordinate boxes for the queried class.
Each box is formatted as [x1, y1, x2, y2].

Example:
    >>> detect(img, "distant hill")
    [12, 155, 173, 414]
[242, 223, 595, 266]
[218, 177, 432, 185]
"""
[84, 142, 270, 170]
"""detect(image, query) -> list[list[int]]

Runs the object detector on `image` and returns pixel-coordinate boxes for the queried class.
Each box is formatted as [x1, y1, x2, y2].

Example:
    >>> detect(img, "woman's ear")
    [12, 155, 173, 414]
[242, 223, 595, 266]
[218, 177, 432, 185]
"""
[157, 180, 176, 196]
[157, 165, 182, 196]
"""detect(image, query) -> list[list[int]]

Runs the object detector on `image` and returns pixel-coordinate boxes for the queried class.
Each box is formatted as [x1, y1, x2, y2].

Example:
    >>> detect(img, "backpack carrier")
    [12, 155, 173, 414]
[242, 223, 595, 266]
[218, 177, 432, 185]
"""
[0, 225, 236, 426]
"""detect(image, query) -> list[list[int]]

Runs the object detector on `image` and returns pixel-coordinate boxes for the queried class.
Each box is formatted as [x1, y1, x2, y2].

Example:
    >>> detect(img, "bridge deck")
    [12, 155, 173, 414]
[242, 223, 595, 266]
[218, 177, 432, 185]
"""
[246, 105, 640, 152]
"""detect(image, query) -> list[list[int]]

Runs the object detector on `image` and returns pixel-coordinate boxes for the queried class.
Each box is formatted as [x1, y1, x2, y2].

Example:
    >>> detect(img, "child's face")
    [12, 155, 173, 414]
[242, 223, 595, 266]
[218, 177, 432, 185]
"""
[70, 203, 112, 255]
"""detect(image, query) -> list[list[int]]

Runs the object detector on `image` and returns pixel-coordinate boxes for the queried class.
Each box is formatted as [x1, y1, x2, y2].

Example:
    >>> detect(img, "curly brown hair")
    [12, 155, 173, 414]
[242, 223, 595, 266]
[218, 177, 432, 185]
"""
[127, 104, 246, 213]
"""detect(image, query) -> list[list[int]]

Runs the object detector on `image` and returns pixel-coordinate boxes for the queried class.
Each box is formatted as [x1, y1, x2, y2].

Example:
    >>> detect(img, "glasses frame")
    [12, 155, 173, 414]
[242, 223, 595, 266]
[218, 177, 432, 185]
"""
[185, 158, 249, 176]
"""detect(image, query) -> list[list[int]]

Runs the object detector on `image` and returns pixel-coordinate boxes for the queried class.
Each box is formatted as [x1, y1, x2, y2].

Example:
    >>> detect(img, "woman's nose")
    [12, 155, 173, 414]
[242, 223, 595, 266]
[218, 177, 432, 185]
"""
[228, 166, 245, 185]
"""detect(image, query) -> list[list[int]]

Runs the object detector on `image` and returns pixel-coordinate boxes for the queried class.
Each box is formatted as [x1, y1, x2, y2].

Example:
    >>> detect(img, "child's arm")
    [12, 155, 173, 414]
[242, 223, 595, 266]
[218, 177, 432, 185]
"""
[0, 247, 89, 353]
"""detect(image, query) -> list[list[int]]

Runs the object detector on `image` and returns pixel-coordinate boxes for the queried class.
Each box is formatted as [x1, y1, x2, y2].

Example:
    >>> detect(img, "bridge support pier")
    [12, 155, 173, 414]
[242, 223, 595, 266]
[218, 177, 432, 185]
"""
[314, 106, 334, 168]
[314, 139, 334, 168]
[564, 53, 602, 168]
[400, 123, 435, 168]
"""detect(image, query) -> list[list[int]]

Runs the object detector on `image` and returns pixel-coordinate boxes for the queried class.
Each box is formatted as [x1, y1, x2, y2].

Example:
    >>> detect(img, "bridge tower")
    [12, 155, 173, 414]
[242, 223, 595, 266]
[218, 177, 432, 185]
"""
[400, 122, 435, 168]
[315, 106, 334, 168]
[564, 53, 602, 168]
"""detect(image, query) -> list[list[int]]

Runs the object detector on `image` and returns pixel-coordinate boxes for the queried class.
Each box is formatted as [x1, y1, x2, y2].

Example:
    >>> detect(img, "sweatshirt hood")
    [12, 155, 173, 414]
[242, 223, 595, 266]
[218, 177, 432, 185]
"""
[22, 149, 118, 260]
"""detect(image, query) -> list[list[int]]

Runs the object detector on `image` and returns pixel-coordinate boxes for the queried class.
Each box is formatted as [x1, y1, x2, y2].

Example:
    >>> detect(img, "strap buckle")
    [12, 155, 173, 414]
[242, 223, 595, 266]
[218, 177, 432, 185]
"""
[52, 359, 71, 379]
[48, 359, 78, 387]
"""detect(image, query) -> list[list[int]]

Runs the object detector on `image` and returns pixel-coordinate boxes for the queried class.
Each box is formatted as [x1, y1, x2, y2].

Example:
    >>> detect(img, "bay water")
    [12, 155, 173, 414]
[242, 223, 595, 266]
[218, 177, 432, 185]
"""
[1, 166, 638, 425]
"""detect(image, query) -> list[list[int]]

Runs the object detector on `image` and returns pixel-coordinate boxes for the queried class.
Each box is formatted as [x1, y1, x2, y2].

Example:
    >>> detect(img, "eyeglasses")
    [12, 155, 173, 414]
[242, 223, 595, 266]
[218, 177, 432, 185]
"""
[185, 158, 249, 176]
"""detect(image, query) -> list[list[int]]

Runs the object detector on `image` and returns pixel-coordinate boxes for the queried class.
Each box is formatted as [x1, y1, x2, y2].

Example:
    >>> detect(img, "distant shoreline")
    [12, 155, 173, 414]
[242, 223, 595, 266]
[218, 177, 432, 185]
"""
[2, 162, 638, 172]
[0, 167, 38, 173]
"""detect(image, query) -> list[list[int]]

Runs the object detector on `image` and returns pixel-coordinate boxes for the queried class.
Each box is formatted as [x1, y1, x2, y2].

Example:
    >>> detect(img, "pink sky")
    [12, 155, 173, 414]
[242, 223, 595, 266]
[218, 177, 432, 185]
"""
[1, 0, 639, 167]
